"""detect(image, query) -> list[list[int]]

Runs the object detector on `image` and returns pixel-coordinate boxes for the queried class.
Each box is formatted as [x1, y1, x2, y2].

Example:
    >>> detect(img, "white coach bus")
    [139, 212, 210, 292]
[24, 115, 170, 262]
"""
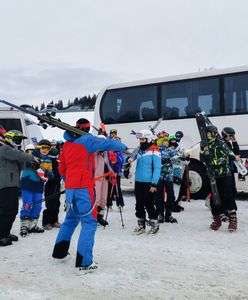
[94, 66, 248, 198]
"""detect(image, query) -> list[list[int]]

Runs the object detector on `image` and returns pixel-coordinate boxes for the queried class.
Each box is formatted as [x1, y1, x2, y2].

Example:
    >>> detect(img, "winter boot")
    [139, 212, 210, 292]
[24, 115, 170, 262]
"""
[147, 219, 159, 234]
[28, 218, 45, 233]
[210, 214, 222, 231]
[20, 218, 29, 237]
[158, 213, 164, 223]
[134, 218, 146, 235]
[165, 211, 178, 223]
[8, 234, 18, 242]
[0, 237, 12, 246]
[228, 212, 237, 232]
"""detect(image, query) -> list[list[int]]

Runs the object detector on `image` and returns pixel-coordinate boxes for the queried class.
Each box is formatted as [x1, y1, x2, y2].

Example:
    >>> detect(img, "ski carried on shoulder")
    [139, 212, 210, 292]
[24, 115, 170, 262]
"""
[200, 111, 247, 176]
[0, 99, 86, 137]
[195, 112, 221, 206]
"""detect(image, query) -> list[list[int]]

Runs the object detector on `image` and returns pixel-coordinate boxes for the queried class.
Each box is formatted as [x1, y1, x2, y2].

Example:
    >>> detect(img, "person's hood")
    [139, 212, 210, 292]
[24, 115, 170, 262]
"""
[63, 130, 89, 142]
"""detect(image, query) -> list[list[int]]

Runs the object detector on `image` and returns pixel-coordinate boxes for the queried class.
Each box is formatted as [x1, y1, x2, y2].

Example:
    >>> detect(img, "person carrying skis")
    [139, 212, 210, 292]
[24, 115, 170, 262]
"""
[20, 140, 54, 236]
[128, 129, 161, 234]
[0, 130, 35, 246]
[200, 125, 240, 232]
[221, 127, 240, 197]
[155, 134, 178, 223]
[52, 118, 127, 272]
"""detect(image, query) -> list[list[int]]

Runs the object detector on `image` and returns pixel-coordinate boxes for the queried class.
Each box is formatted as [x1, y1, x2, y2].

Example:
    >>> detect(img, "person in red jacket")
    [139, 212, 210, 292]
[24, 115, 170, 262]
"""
[52, 118, 127, 272]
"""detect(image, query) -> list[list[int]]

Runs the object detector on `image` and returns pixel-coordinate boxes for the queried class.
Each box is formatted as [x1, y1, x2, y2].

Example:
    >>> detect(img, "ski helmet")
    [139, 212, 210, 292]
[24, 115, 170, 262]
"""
[222, 127, 235, 136]
[169, 135, 176, 141]
[38, 139, 51, 147]
[175, 131, 184, 139]
[157, 135, 169, 146]
[136, 129, 154, 143]
[157, 130, 169, 139]
[206, 125, 218, 133]
[25, 144, 35, 151]
[75, 118, 91, 132]
[4, 130, 27, 145]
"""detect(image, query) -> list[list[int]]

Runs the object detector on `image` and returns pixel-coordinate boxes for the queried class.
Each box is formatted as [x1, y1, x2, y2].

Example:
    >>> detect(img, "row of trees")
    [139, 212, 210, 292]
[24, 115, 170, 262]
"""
[35, 94, 97, 111]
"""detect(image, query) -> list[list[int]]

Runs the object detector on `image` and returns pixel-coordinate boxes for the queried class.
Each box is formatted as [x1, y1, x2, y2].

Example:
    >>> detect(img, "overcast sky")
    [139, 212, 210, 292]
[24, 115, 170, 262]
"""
[0, 0, 248, 106]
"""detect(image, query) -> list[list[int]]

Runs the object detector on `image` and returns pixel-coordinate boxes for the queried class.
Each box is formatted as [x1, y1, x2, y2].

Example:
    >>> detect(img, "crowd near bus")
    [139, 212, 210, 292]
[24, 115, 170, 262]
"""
[0, 112, 245, 273]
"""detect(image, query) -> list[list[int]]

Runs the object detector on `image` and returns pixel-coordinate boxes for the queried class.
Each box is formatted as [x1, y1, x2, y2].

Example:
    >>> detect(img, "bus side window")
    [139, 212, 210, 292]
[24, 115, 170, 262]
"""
[141, 107, 156, 121]
[163, 107, 171, 119]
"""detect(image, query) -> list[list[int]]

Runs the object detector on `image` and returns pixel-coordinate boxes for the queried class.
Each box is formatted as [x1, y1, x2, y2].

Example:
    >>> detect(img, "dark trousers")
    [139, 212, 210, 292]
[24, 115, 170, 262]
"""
[155, 179, 175, 214]
[0, 187, 19, 239]
[135, 182, 157, 220]
[211, 176, 237, 215]
[42, 181, 61, 226]
[107, 175, 124, 207]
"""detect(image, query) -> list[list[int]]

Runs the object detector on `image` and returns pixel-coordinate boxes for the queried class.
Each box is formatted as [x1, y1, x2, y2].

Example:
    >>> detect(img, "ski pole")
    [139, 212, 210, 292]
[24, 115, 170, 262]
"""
[118, 206, 124, 229]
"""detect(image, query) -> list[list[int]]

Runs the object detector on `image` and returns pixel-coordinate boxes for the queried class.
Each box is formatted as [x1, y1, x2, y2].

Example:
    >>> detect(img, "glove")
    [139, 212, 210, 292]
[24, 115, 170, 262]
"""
[200, 140, 208, 149]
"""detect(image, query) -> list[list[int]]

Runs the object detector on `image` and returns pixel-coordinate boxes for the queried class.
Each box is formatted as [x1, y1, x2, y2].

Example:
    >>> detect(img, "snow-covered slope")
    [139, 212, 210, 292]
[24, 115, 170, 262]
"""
[1, 195, 248, 300]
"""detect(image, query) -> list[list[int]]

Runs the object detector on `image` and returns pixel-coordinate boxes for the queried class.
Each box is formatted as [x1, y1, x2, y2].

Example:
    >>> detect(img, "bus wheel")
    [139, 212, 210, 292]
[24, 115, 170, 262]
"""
[189, 160, 209, 200]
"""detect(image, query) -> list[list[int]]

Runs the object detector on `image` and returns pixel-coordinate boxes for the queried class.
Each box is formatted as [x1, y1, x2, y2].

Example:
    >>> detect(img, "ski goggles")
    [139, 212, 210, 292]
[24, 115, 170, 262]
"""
[38, 145, 51, 150]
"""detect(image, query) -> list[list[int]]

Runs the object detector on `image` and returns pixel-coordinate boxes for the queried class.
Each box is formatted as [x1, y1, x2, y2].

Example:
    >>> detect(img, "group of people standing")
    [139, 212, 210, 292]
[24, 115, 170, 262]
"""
[0, 129, 64, 246]
[0, 117, 244, 273]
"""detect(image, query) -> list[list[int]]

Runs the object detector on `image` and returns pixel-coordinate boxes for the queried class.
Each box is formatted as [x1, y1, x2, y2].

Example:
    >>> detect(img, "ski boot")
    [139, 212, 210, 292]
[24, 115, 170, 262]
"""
[147, 219, 159, 234]
[8, 234, 18, 242]
[78, 262, 98, 274]
[0, 237, 12, 247]
[228, 212, 237, 232]
[20, 218, 29, 237]
[28, 218, 44, 233]
[210, 214, 222, 231]
[158, 213, 164, 223]
[134, 218, 146, 235]
[165, 211, 178, 223]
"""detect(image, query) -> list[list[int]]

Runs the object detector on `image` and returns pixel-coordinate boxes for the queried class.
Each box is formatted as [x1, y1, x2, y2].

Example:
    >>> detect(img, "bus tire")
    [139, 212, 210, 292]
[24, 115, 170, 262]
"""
[189, 159, 209, 200]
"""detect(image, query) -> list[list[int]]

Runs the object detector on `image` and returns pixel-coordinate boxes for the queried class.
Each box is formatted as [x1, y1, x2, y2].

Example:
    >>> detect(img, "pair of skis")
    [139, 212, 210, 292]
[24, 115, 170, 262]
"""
[195, 112, 221, 206]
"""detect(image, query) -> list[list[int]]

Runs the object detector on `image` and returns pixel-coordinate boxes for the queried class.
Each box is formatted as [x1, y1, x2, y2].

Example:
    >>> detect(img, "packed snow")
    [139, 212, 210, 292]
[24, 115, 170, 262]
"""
[1, 193, 248, 300]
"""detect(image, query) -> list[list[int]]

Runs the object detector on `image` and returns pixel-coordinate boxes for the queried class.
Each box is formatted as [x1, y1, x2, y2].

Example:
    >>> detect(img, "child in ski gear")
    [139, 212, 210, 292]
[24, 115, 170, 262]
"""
[95, 135, 111, 226]
[128, 129, 161, 234]
[0, 130, 34, 246]
[169, 135, 178, 149]
[155, 135, 178, 223]
[52, 118, 127, 271]
[42, 145, 62, 230]
[109, 129, 117, 139]
[107, 137, 125, 209]
[221, 127, 240, 197]
[20, 140, 54, 236]
[200, 125, 239, 232]
[175, 131, 184, 143]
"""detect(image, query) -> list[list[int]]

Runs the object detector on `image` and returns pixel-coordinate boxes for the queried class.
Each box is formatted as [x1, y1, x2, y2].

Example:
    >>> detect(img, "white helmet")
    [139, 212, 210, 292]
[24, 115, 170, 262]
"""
[25, 143, 35, 151]
[136, 129, 154, 143]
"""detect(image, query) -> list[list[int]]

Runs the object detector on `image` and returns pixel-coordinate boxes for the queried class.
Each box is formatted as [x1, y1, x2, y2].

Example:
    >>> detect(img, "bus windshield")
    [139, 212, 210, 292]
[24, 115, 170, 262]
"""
[0, 118, 22, 132]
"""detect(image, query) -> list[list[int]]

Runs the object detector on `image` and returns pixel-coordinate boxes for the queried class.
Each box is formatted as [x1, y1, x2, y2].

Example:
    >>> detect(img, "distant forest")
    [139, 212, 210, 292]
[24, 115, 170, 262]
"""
[32, 94, 97, 111]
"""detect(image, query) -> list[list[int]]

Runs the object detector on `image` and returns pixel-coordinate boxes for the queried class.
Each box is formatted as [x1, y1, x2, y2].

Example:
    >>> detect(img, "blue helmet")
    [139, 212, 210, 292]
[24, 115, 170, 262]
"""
[175, 131, 184, 139]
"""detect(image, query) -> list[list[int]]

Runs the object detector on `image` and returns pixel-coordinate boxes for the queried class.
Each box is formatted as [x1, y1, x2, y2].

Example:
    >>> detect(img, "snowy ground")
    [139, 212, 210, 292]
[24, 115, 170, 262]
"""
[1, 194, 248, 300]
